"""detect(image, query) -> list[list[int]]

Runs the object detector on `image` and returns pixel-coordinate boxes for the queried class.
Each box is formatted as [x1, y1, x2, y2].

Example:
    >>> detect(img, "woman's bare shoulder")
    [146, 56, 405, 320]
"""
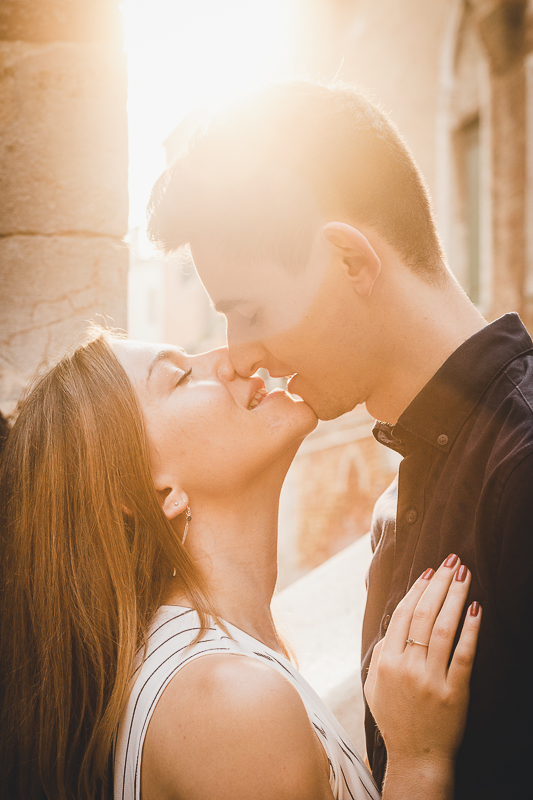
[141, 652, 334, 800]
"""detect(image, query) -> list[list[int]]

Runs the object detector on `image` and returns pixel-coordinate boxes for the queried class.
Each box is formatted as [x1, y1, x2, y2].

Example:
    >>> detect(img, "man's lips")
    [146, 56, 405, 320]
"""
[286, 374, 298, 392]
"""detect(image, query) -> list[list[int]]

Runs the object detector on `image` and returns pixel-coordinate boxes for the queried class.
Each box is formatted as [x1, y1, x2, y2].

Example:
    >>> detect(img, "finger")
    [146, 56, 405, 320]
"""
[364, 638, 384, 706]
[425, 565, 472, 674]
[447, 602, 482, 690]
[406, 554, 462, 651]
[379, 567, 435, 656]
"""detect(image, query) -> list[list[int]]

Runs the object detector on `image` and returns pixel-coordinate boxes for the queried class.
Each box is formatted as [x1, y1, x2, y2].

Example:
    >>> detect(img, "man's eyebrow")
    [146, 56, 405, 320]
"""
[146, 348, 185, 383]
[211, 297, 249, 314]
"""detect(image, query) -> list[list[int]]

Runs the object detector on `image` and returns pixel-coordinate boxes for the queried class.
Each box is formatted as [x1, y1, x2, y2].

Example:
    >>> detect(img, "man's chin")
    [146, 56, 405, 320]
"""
[294, 390, 355, 421]
[287, 376, 356, 421]
[314, 406, 349, 421]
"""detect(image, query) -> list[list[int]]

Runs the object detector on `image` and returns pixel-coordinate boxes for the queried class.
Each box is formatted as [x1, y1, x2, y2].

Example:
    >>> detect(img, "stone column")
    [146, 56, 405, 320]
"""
[471, 0, 531, 322]
[0, 0, 128, 414]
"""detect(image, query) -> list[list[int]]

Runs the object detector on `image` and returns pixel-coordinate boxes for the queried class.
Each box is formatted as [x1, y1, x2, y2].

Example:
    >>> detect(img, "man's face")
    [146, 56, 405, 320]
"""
[191, 229, 379, 420]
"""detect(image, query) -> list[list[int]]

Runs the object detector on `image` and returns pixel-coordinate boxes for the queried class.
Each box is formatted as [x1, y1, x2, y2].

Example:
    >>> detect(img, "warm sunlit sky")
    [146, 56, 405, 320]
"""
[120, 0, 298, 229]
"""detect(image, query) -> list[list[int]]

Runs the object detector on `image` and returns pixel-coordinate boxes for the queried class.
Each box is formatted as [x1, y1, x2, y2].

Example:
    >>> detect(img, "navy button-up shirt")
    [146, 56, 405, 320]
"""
[362, 313, 533, 799]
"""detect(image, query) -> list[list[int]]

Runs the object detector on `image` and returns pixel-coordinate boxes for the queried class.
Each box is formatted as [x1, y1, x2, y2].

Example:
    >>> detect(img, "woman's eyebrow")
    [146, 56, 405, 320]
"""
[146, 348, 185, 383]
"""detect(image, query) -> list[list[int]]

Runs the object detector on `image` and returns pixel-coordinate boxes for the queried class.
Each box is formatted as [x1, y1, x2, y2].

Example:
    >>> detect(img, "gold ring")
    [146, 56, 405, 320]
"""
[406, 638, 429, 647]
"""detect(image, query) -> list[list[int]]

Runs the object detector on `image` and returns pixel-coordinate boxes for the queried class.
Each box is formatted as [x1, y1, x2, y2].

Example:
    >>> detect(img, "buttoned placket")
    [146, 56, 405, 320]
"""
[372, 433, 435, 651]
[396, 448, 433, 587]
[372, 446, 431, 766]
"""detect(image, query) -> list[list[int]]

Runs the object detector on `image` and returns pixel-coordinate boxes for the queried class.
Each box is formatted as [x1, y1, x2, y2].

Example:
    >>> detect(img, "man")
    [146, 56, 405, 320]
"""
[147, 81, 533, 798]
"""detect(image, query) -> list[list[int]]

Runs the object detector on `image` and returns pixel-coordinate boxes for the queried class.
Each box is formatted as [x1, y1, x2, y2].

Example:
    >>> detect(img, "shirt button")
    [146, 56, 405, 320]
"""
[406, 508, 418, 524]
[437, 433, 449, 446]
[376, 731, 384, 747]
[382, 614, 391, 631]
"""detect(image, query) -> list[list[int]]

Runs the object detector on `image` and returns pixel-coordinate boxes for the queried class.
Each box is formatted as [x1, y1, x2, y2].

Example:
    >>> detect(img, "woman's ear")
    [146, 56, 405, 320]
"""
[159, 487, 189, 521]
[152, 467, 188, 520]
[322, 221, 381, 297]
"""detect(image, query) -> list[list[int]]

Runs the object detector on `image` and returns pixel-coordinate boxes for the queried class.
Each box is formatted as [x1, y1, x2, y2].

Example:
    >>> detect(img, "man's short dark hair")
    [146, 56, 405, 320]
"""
[148, 80, 445, 279]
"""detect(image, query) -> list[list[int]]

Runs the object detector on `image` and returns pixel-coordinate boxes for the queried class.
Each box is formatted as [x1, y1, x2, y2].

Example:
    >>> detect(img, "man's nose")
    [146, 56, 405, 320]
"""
[211, 347, 236, 382]
[227, 337, 270, 378]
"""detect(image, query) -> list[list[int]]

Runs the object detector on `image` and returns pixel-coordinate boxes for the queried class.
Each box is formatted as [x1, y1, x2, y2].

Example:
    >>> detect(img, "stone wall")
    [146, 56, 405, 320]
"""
[0, 1, 128, 415]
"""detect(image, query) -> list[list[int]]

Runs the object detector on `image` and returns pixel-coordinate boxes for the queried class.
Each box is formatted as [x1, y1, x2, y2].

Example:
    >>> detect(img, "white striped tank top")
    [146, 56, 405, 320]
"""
[114, 605, 381, 800]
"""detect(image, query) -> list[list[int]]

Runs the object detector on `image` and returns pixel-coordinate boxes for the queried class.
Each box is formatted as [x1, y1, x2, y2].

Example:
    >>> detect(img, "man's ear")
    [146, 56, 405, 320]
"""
[322, 222, 381, 297]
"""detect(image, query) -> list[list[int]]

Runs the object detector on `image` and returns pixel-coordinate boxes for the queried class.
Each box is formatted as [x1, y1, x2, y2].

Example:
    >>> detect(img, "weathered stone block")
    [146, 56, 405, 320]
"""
[0, 234, 128, 414]
[0, 41, 128, 237]
[0, 0, 122, 44]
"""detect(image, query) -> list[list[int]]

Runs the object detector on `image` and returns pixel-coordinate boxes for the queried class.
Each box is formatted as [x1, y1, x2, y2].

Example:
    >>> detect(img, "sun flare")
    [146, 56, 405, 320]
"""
[121, 0, 296, 225]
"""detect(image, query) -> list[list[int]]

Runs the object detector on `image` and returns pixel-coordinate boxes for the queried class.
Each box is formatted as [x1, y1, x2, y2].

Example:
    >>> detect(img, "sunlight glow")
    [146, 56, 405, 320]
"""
[121, 0, 297, 226]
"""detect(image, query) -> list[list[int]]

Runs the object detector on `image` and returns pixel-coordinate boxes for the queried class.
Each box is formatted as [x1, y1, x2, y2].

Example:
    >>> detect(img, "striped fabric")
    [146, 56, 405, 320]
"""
[114, 606, 381, 800]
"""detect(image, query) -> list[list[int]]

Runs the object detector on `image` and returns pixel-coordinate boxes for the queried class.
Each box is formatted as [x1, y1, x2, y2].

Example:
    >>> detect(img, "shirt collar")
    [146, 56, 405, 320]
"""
[373, 313, 533, 456]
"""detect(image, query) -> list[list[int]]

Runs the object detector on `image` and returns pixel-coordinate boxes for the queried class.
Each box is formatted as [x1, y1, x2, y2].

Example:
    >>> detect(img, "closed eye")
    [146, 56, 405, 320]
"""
[247, 311, 261, 327]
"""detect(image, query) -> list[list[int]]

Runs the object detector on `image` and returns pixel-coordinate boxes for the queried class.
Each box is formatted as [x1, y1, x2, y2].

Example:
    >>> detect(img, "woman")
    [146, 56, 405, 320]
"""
[0, 328, 481, 800]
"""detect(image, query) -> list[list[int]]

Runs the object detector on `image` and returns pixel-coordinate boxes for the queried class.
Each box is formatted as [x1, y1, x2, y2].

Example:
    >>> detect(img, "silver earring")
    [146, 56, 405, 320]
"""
[182, 505, 192, 545]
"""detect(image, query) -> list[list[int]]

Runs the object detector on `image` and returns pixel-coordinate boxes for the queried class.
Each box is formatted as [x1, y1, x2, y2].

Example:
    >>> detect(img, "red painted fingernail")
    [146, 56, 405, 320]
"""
[421, 568, 434, 580]
[444, 553, 458, 568]
[470, 601, 480, 617]
[455, 565, 468, 582]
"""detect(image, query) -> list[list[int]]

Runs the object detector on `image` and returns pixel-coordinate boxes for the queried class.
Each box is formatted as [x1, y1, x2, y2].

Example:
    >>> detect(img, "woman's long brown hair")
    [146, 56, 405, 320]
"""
[0, 330, 211, 800]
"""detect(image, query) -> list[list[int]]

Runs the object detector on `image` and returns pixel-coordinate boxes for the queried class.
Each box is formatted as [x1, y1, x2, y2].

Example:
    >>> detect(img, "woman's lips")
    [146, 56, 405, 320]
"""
[246, 374, 300, 410]
[247, 387, 268, 410]
[248, 387, 301, 410]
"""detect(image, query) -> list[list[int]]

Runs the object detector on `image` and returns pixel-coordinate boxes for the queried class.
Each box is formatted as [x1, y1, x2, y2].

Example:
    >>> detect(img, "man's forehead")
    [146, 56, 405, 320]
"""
[191, 245, 286, 305]
[209, 276, 284, 315]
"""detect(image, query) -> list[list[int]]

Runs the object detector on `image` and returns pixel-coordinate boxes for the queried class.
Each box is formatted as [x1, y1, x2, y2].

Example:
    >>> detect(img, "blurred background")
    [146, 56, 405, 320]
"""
[1, 0, 532, 747]
[123, 0, 533, 590]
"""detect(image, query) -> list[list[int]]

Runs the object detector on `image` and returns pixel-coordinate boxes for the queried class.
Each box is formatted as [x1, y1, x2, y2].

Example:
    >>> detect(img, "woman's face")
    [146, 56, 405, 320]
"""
[112, 340, 317, 499]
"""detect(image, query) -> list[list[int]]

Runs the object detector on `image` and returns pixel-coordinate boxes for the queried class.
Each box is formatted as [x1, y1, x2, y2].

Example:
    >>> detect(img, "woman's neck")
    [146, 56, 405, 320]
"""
[165, 478, 284, 653]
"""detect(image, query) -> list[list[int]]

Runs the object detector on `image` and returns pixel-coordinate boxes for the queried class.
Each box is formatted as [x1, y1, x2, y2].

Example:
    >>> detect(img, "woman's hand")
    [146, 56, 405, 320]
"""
[364, 556, 481, 800]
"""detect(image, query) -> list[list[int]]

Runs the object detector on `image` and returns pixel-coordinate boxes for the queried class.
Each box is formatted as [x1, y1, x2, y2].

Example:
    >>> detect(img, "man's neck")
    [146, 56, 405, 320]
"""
[366, 274, 486, 424]
[165, 477, 284, 654]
